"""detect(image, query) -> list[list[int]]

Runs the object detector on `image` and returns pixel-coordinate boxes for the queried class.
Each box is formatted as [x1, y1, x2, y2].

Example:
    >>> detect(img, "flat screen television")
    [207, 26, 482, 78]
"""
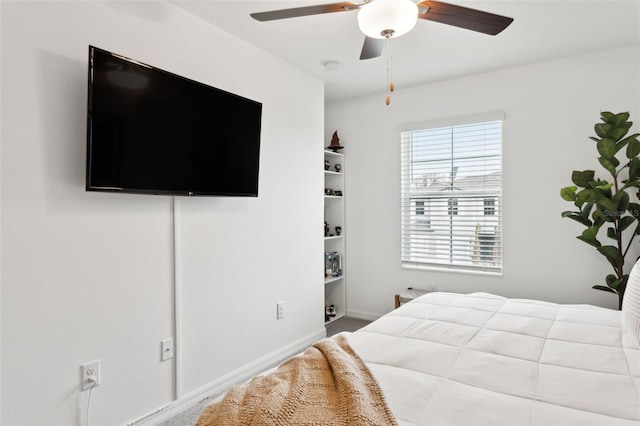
[86, 45, 262, 197]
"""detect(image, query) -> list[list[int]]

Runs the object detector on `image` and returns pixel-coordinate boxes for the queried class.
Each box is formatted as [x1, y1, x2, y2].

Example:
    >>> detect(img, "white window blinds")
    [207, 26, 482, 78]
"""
[400, 116, 503, 274]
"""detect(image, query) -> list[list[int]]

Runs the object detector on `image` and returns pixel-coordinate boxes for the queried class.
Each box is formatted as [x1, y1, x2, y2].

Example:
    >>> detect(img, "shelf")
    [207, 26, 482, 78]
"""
[324, 147, 345, 331]
[325, 276, 344, 285]
[324, 150, 343, 158]
[325, 313, 345, 325]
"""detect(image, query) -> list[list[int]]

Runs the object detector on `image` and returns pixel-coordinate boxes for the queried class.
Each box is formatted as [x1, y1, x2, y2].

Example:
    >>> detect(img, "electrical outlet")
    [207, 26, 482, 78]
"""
[161, 338, 174, 361]
[81, 360, 100, 391]
[277, 301, 285, 319]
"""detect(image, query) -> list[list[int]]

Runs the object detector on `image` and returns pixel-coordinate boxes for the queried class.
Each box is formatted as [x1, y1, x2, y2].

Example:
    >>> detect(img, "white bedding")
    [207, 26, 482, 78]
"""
[346, 292, 640, 426]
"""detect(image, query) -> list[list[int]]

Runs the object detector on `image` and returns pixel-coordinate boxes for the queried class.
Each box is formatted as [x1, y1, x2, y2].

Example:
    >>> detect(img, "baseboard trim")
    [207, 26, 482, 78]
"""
[345, 309, 385, 322]
[127, 327, 327, 426]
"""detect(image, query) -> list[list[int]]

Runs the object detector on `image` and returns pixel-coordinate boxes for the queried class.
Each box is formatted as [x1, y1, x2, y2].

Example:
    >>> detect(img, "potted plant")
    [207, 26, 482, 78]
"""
[560, 111, 640, 310]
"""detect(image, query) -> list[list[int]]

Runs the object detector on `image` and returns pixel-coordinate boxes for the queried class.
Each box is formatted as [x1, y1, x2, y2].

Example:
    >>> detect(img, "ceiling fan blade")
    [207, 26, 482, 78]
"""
[360, 37, 385, 60]
[251, 2, 360, 22]
[417, 1, 513, 35]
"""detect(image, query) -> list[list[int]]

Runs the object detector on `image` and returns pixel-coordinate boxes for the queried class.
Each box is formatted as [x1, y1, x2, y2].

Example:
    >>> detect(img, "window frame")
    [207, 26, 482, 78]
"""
[399, 112, 504, 276]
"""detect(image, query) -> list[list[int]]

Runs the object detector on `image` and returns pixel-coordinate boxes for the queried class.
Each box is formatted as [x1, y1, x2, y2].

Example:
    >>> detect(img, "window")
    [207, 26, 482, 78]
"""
[400, 114, 503, 273]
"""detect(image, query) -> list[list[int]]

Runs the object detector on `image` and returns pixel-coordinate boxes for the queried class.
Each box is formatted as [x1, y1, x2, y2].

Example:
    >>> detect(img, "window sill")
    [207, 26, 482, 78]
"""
[401, 263, 503, 277]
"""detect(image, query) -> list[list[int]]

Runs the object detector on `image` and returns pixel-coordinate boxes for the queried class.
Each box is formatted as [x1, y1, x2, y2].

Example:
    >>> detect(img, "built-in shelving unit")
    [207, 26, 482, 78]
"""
[324, 150, 345, 325]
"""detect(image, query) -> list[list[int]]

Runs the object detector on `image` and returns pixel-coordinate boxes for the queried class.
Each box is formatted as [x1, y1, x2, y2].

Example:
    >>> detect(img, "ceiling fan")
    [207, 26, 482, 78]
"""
[250, 0, 514, 60]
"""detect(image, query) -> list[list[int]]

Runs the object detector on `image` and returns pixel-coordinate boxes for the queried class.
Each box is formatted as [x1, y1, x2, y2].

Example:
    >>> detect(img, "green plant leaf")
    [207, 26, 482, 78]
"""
[592, 181, 613, 193]
[592, 285, 617, 293]
[578, 227, 601, 247]
[621, 181, 640, 191]
[614, 133, 637, 156]
[613, 190, 630, 212]
[596, 204, 616, 222]
[571, 171, 594, 187]
[581, 202, 594, 221]
[628, 203, 640, 218]
[596, 245, 623, 268]
[560, 186, 577, 201]
[592, 210, 605, 227]
[610, 126, 629, 142]
[611, 112, 630, 128]
[560, 211, 575, 219]
[577, 188, 598, 203]
[597, 138, 617, 158]
[598, 197, 617, 213]
[595, 123, 613, 138]
[607, 226, 617, 240]
[619, 215, 636, 232]
[620, 138, 640, 160]
[619, 133, 640, 145]
[561, 211, 592, 227]
[598, 157, 618, 175]
[601, 111, 615, 122]
[629, 158, 640, 181]
[626, 139, 640, 159]
[610, 279, 622, 290]
[604, 275, 623, 291]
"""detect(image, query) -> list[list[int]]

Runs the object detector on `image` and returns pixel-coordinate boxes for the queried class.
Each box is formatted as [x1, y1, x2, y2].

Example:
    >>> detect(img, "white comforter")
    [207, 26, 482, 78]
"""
[347, 292, 640, 426]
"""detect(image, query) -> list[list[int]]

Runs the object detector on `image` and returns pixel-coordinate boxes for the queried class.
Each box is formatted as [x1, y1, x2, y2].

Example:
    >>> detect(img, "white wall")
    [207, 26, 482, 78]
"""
[326, 45, 640, 319]
[1, 1, 324, 425]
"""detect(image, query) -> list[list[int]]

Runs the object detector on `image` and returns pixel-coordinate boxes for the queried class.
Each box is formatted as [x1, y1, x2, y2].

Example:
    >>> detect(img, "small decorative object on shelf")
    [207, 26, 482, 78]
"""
[324, 160, 330, 170]
[325, 251, 342, 278]
[334, 163, 342, 173]
[326, 305, 336, 318]
[325, 188, 334, 195]
[324, 221, 330, 237]
[335, 226, 342, 236]
[334, 190, 343, 196]
[326, 131, 344, 152]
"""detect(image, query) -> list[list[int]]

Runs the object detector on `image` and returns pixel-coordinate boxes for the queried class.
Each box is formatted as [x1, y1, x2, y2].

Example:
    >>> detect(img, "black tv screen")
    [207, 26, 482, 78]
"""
[86, 46, 262, 196]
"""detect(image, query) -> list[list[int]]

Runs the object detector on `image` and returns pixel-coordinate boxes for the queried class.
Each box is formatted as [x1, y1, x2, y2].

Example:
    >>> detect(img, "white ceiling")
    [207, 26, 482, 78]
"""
[173, 0, 640, 103]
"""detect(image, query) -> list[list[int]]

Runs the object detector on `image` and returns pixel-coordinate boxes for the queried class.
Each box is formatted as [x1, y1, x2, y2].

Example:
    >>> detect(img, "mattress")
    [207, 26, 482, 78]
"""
[346, 292, 640, 426]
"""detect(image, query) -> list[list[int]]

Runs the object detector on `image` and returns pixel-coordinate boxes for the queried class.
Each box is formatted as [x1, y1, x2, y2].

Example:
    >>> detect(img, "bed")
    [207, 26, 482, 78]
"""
[197, 269, 640, 425]
[348, 291, 640, 425]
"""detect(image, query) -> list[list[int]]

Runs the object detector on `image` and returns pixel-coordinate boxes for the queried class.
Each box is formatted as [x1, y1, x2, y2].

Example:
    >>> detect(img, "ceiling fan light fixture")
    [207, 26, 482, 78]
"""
[357, 0, 418, 39]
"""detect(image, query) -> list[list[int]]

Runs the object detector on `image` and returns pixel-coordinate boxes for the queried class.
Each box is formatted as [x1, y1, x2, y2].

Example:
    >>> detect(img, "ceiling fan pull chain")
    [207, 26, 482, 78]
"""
[389, 37, 395, 93]
[386, 38, 393, 106]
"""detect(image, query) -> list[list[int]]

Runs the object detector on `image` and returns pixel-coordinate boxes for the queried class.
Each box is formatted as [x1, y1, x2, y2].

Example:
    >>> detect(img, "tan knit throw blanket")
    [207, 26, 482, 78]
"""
[195, 334, 397, 426]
